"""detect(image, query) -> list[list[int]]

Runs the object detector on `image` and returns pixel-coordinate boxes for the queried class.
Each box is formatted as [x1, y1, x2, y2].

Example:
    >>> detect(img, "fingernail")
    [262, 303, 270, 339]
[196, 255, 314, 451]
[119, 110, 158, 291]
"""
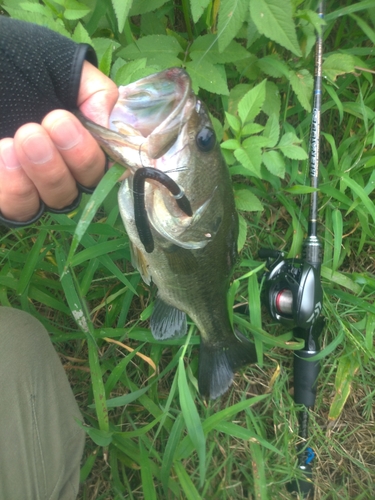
[51, 119, 82, 150]
[0, 142, 21, 170]
[23, 133, 53, 164]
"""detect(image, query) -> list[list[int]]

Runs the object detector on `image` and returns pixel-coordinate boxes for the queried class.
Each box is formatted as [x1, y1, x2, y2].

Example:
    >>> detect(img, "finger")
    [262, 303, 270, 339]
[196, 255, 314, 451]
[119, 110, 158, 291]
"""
[77, 61, 119, 126]
[42, 110, 106, 189]
[0, 139, 41, 221]
[13, 123, 79, 210]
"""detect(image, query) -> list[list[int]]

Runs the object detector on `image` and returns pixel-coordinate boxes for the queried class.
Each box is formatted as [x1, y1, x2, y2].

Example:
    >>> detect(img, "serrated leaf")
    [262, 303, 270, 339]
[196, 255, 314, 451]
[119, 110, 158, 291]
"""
[225, 112, 241, 135]
[217, 0, 249, 53]
[241, 123, 265, 137]
[277, 132, 308, 160]
[72, 22, 92, 45]
[263, 114, 280, 147]
[221, 139, 242, 150]
[235, 189, 264, 211]
[234, 147, 262, 177]
[185, 60, 229, 95]
[111, 0, 132, 33]
[262, 150, 285, 178]
[288, 69, 313, 112]
[118, 35, 182, 61]
[263, 81, 281, 117]
[130, 0, 169, 15]
[257, 55, 289, 78]
[238, 79, 267, 124]
[113, 58, 148, 85]
[64, 0, 91, 20]
[190, 35, 249, 65]
[322, 54, 355, 82]
[190, 0, 211, 23]
[249, 0, 302, 57]
[237, 214, 247, 251]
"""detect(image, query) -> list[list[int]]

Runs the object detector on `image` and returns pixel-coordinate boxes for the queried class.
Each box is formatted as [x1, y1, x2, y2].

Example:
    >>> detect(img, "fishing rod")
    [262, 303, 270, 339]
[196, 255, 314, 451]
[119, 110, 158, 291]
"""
[259, 2, 325, 496]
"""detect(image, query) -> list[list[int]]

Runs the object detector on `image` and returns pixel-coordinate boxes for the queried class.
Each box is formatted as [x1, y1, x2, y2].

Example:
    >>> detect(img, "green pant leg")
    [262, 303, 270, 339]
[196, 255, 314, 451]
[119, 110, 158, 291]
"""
[0, 307, 85, 500]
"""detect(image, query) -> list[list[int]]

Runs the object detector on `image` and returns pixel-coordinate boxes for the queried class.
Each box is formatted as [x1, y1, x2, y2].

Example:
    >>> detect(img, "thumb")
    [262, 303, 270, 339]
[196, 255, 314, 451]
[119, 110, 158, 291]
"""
[77, 61, 118, 127]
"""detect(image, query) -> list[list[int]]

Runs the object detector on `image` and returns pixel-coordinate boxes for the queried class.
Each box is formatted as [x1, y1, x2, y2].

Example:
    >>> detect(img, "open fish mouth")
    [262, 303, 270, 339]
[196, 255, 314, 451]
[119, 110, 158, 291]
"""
[109, 68, 196, 159]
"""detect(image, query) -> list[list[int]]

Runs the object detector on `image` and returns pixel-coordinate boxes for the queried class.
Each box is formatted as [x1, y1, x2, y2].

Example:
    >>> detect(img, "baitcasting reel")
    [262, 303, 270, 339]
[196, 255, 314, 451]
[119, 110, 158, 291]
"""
[259, 248, 323, 330]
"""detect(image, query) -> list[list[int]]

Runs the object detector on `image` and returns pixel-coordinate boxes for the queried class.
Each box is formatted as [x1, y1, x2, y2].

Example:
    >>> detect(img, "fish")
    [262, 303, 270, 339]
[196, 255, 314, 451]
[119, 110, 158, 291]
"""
[76, 68, 257, 399]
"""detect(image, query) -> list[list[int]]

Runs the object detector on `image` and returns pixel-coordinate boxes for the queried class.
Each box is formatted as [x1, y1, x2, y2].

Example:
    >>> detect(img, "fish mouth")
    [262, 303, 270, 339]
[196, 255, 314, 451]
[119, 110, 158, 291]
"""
[110, 68, 196, 159]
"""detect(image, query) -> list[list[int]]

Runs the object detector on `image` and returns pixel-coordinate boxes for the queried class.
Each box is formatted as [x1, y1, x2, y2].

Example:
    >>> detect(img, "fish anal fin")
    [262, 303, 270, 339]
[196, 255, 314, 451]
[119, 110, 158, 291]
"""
[198, 331, 257, 400]
[150, 297, 187, 340]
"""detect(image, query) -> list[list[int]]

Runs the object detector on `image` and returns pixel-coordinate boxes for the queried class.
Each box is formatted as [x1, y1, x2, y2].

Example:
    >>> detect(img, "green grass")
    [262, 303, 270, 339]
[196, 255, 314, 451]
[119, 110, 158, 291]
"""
[1, 0, 375, 498]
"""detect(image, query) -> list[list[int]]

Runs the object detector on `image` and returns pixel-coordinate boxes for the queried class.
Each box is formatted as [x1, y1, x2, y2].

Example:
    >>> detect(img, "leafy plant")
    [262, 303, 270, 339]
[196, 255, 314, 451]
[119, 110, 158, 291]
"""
[1, 0, 375, 498]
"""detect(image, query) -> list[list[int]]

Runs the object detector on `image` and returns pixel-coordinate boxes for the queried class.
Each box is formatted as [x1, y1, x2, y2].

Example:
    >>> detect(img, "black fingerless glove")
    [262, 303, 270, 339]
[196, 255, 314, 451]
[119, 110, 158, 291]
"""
[0, 16, 99, 228]
[0, 17, 97, 138]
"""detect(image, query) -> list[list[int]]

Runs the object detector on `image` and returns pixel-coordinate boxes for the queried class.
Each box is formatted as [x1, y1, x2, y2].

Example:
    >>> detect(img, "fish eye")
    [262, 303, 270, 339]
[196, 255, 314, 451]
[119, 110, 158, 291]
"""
[196, 126, 216, 152]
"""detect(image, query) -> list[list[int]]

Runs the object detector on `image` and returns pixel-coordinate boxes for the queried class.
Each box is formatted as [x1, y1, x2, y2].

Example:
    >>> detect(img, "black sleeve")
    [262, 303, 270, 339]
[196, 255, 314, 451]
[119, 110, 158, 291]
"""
[0, 16, 98, 139]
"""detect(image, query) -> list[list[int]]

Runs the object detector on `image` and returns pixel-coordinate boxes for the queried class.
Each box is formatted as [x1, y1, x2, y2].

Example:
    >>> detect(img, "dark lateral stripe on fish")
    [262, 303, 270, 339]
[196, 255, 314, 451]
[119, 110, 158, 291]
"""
[133, 167, 193, 253]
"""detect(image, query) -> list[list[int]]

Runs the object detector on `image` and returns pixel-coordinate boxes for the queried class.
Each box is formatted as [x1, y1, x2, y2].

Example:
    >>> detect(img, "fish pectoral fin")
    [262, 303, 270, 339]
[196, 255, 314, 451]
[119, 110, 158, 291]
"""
[130, 243, 151, 285]
[198, 331, 257, 400]
[150, 296, 187, 340]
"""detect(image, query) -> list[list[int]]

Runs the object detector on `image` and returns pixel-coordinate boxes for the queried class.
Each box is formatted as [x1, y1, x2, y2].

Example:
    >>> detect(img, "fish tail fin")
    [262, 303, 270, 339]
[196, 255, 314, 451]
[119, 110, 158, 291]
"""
[198, 331, 257, 400]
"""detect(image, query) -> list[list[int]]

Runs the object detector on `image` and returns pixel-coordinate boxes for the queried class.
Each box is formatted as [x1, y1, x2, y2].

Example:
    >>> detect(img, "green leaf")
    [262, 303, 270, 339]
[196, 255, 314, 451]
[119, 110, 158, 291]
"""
[238, 79, 267, 124]
[190, 0, 211, 24]
[278, 132, 308, 160]
[217, 0, 249, 53]
[225, 112, 241, 135]
[178, 357, 206, 486]
[257, 55, 289, 79]
[174, 461, 203, 500]
[234, 147, 262, 177]
[65, 164, 125, 268]
[64, 0, 91, 20]
[130, 0, 169, 15]
[185, 60, 229, 95]
[190, 35, 249, 64]
[322, 54, 355, 82]
[329, 355, 360, 420]
[235, 188, 264, 212]
[288, 69, 313, 112]
[263, 81, 281, 117]
[139, 441, 157, 500]
[249, 0, 302, 57]
[85, 427, 113, 447]
[332, 209, 343, 272]
[111, 0, 132, 32]
[72, 22, 92, 45]
[263, 114, 280, 148]
[262, 150, 285, 178]
[118, 35, 182, 66]
[237, 214, 247, 251]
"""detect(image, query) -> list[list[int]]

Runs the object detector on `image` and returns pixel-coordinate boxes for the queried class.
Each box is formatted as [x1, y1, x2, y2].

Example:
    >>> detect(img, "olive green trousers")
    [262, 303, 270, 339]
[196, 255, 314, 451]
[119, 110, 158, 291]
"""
[0, 307, 85, 500]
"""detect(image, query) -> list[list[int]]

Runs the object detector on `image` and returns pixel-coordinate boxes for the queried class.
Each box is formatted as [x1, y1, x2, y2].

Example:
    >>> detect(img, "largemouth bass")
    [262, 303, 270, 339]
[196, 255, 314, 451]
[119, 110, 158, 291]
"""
[77, 68, 256, 399]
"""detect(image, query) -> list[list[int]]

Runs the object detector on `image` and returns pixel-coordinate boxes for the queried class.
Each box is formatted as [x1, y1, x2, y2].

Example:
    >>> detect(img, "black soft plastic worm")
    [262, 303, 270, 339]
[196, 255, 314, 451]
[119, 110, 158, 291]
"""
[133, 167, 192, 253]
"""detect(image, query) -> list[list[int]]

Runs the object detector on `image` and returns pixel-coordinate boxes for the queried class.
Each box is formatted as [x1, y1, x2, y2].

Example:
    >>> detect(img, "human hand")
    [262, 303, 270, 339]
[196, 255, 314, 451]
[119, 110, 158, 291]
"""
[0, 61, 118, 224]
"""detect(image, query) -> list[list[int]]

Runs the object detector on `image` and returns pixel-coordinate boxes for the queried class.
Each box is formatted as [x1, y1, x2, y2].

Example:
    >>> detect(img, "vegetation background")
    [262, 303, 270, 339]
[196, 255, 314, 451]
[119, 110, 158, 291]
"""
[0, 0, 374, 498]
